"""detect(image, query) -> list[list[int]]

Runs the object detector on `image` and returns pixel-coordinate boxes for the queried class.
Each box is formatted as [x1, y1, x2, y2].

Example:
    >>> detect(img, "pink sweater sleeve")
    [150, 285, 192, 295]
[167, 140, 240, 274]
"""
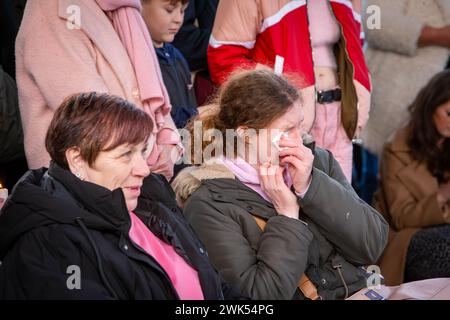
[16, 0, 109, 168]
[17, 0, 109, 111]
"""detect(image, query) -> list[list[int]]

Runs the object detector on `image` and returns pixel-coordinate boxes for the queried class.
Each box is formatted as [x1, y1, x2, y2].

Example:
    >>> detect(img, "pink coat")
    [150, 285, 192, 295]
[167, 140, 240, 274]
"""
[16, 0, 177, 169]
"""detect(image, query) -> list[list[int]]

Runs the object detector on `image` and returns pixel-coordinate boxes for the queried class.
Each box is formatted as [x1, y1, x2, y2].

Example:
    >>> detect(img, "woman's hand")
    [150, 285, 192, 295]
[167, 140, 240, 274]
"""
[419, 25, 450, 49]
[149, 144, 179, 181]
[278, 135, 314, 195]
[259, 162, 299, 219]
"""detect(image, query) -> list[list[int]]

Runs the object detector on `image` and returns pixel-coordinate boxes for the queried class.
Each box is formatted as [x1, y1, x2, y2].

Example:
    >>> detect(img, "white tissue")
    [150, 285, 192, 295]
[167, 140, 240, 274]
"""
[272, 131, 289, 151]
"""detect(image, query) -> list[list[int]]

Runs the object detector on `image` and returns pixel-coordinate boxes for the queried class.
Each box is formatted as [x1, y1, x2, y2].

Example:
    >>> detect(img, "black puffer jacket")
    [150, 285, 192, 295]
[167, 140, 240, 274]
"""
[0, 163, 244, 299]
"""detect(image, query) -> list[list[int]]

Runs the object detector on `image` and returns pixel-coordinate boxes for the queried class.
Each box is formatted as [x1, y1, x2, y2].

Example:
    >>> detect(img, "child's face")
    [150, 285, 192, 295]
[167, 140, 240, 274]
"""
[141, 0, 188, 47]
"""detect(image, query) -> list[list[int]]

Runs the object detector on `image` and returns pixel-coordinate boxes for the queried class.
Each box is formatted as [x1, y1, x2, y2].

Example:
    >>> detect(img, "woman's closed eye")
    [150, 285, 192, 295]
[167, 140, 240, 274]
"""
[165, 5, 175, 13]
[120, 150, 133, 160]
[142, 147, 150, 158]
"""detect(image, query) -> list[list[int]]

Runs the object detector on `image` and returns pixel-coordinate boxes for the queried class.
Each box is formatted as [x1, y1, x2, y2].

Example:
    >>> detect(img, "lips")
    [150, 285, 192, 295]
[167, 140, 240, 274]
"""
[124, 185, 142, 198]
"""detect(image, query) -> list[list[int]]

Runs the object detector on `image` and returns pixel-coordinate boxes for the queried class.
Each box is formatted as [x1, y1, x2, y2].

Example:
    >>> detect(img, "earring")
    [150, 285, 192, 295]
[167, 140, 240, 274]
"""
[75, 172, 83, 180]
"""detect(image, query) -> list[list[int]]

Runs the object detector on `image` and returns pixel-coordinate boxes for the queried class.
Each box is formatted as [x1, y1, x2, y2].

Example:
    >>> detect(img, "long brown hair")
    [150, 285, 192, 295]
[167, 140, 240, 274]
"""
[407, 70, 450, 183]
[187, 69, 301, 161]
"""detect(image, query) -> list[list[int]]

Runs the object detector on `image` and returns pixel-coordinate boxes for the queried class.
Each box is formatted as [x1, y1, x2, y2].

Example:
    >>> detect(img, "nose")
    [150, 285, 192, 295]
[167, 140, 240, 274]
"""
[173, 9, 183, 24]
[133, 154, 151, 178]
[291, 127, 302, 141]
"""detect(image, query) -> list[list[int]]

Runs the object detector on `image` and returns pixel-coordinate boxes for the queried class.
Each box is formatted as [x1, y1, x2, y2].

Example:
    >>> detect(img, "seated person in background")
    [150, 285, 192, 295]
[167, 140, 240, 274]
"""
[375, 70, 450, 285]
[141, 0, 198, 129]
[172, 69, 389, 300]
[0, 92, 243, 300]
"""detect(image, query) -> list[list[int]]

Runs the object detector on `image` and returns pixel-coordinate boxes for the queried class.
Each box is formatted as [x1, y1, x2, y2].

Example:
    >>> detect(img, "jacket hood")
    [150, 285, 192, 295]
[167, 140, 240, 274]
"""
[0, 163, 129, 259]
[172, 163, 281, 223]
[171, 164, 235, 203]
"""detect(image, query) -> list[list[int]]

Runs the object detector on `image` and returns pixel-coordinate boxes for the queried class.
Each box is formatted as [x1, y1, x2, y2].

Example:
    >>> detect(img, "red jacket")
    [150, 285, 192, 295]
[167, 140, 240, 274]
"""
[208, 0, 371, 138]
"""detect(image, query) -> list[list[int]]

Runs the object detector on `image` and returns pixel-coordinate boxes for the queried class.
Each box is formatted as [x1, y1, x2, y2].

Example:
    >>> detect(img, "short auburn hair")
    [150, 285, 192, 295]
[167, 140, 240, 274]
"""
[46, 92, 153, 169]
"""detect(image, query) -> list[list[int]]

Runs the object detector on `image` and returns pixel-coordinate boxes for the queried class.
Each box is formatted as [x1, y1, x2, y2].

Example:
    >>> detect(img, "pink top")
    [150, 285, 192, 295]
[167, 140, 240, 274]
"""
[307, 0, 341, 69]
[128, 211, 204, 300]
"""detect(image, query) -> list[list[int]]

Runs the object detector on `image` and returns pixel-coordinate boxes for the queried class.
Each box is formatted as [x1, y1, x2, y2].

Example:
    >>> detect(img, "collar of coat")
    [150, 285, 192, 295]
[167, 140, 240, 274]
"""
[386, 125, 421, 166]
[0, 162, 177, 258]
[172, 163, 246, 202]
[388, 126, 411, 153]
[173, 163, 282, 222]
[384, 125, 440, 200]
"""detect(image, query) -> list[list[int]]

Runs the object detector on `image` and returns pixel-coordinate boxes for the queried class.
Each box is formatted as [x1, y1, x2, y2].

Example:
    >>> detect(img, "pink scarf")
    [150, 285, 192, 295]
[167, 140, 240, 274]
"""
[219, 156, 293, 203]
[95, 0, 170, 131]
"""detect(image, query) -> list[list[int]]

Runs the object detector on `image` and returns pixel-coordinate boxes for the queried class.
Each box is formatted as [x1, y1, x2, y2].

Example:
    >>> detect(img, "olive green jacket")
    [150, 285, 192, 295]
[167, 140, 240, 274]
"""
[173, 147, 388, 300]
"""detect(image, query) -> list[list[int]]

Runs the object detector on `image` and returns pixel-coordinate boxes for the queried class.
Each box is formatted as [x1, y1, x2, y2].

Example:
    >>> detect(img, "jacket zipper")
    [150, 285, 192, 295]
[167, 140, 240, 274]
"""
[332, 261, 349, 299]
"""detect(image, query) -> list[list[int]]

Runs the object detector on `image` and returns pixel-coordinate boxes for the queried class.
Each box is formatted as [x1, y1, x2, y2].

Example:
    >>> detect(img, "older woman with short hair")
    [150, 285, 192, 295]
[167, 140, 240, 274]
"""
[0, 92, 242, 300]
